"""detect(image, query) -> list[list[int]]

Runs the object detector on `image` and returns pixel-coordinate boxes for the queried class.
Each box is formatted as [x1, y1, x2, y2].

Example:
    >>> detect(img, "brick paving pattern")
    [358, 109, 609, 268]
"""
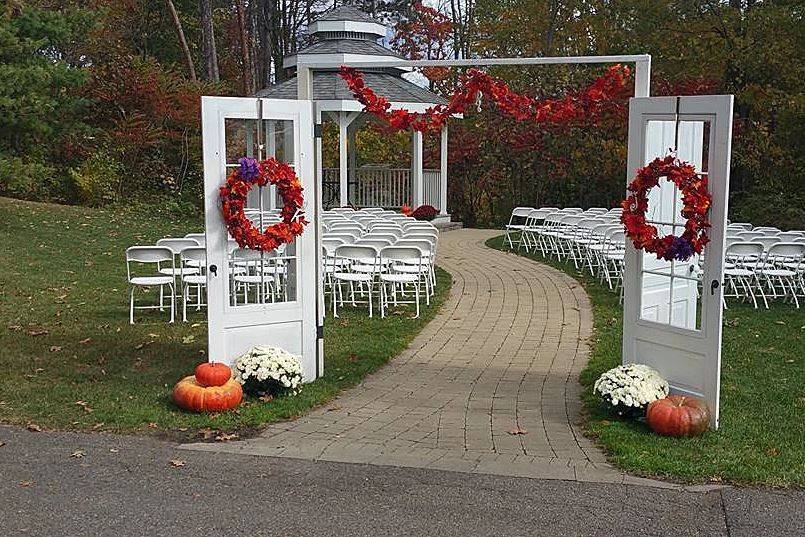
[187, 229, 638, 483]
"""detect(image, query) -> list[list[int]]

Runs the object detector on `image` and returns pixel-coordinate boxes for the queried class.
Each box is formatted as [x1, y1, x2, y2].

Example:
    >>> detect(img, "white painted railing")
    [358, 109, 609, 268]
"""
[322, 167, 441, 209]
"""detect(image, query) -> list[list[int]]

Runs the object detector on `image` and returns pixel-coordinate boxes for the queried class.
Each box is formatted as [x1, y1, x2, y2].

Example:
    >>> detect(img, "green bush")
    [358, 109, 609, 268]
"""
[68, 151, 121, 206]
[0, 156, 55, 200]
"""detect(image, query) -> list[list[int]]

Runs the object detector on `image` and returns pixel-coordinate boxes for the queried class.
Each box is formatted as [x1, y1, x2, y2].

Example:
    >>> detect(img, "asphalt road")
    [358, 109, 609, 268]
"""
[1, 425, 802, 537]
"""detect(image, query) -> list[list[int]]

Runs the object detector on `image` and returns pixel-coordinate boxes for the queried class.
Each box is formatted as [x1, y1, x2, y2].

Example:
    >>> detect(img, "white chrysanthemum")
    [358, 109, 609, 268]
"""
[593, 363, 668, 410]
[232, 345, 304, 397]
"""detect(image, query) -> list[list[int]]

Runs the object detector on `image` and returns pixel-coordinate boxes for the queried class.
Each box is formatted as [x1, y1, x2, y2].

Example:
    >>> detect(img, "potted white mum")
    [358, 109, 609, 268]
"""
[593, 363, 669, 417]
[233, 345, 304, 398]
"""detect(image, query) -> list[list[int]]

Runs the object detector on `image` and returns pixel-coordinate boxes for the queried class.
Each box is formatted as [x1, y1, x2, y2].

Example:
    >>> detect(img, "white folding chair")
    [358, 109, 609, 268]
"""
[180, 247, 207, 321]
[330, 245, 380, 317]
[379, 246, 425, 318]
[757, 243, 805, 308]
[504, 207, 534, 249]
[723, 242, 764, 309]
[126, 246, 175, 324]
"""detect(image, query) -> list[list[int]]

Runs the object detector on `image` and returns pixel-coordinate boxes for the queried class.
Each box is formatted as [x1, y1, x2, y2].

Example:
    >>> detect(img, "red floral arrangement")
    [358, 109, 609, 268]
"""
[412, 204, 438, 221]
[338, 64, 631, 134]
[621, 155, 711, 262]
[220, 157, 307, 252]
[400, 204, 414, 216]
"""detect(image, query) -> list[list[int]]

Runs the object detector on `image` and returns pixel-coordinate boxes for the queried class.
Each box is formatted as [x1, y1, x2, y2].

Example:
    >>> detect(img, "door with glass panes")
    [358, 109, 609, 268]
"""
[622, 95, 734, 428]
[201, 97, 318, 381]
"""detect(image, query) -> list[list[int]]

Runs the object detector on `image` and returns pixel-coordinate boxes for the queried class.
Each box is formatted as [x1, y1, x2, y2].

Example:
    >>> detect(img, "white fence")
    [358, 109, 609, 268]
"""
[323, 167, 441, 209]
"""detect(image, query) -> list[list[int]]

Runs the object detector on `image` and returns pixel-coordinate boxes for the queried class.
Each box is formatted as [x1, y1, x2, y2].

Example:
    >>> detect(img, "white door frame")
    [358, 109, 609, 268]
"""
[201, 96, 320, 381]
[622, 95, 734, 428]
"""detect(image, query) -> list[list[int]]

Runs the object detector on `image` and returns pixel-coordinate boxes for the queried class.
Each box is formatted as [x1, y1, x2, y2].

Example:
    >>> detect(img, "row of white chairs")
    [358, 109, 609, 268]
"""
[322, 208, 439, 317]
[505, 206, 805, 308]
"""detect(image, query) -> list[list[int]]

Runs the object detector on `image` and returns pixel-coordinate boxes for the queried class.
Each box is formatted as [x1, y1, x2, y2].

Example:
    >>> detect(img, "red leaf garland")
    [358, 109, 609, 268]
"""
[220, 157, 307, 252]
[338, 64, 632, 134]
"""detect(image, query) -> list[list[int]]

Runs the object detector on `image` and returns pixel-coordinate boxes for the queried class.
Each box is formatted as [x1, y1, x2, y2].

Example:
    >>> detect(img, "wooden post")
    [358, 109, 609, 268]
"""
[339, 113, 349, 207]
[411, 130, 424, 207]
[439, 124, 448, 215]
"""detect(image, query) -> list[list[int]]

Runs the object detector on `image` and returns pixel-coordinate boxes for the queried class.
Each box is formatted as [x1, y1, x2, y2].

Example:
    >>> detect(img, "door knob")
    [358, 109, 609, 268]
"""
[209, 264, 218, 277]
[710, 279, 719, 295]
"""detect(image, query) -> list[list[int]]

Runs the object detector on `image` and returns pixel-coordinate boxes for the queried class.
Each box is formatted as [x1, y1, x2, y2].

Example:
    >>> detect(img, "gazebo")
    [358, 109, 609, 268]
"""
[255, 6, 450, 217]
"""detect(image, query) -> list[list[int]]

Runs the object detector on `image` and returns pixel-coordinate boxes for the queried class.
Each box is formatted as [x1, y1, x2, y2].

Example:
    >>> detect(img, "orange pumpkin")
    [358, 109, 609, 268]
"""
[194, 362, 232, 387]
[646, 395, 710, 437]
[173, 376, 243, 412]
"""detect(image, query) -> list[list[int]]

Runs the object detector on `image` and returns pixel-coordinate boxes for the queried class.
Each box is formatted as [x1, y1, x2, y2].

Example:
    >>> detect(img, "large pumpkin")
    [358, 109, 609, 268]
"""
[194, 362, 232, 387]
[646, 395, 710, 437]
[173, 376, 243, 413]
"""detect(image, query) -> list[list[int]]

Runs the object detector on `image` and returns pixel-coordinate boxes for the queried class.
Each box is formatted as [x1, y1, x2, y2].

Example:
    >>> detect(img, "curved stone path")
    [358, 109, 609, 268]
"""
[187, 229, 638, 484]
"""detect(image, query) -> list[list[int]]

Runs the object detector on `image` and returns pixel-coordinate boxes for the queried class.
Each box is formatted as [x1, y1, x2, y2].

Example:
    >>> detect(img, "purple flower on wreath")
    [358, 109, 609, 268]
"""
[667, 236, 695, 261]
[238, 157, 260, 182]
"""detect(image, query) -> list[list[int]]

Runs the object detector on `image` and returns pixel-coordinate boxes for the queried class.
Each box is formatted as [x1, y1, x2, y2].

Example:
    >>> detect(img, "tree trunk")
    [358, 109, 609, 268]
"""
[165, 0, 197, 81]
[199, 0, 219, 82]
[235, 0, 255, 94]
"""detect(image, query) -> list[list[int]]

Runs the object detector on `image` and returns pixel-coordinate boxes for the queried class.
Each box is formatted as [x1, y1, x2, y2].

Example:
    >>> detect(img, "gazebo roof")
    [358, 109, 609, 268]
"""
[256, 4, 446, 108]
[316, 5, 379, 24]
[254, 71, 448, 105]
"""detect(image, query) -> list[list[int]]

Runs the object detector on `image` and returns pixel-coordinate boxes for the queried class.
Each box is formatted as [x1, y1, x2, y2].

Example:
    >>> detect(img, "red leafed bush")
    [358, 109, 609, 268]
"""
[412, 204, 438, 221]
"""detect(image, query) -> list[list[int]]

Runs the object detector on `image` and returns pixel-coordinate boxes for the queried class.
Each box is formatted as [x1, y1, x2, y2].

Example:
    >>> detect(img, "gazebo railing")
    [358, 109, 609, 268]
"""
[322, 167, 441, 209]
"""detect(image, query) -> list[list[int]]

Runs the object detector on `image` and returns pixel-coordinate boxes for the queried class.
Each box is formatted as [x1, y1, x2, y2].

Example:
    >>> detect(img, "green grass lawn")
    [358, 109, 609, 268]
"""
[0, 197, 450, 441]
[487, 235, 805, 487]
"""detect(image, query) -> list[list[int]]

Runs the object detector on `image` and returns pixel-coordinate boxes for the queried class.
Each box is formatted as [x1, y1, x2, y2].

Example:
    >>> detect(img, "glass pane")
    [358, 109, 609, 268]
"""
[223, 118, 298, 306]
[639, 119, 711, 331]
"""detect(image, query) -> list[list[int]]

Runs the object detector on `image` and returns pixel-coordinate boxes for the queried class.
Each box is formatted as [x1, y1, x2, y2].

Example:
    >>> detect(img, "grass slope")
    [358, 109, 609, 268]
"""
[486, 234, 804, 487]
[0, 198, 450, 440]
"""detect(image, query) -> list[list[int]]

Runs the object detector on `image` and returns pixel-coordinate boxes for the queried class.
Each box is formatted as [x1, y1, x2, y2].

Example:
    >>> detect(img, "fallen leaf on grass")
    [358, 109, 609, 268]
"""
[49, 346, 62, 353]
[70, 450, 85, 458]
[258, 394, 274, 403]
[507, 427, 528, 436]
[8, 325, 22, 332]
[147, 422, 158, 429]
[26, 423, 42, 432]
[92, 422, 104, 430]
[19, 480, 35, 487]
[78, 338, 91, 344]
[147, 333, 160, 338]
[169, 459, 186, 468]
[75, 401, 93, 413]
[27, 329, 48, 337]
[182, 335, 195, 344]
[215, 433, 239, 442]
[198, 428, 216, 440]
[774, 320, 786, 325]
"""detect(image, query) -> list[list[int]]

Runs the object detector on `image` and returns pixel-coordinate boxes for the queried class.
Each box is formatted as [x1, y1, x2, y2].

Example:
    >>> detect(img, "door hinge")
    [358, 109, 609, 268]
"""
[316, 324, 324, 339]
[314, 123, 322, 138]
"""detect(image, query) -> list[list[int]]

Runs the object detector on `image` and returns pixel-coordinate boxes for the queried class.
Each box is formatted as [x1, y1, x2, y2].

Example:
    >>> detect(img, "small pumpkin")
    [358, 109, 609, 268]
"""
[173, 376, 243, 413]
[194, 362, 232, 387]
[646, 395, 710, 437]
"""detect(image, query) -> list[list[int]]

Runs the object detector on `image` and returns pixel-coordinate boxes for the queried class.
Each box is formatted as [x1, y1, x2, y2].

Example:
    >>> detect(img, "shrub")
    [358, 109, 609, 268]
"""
[68, 150, 121, 206]
[412, 204, 438, 221]
[0, 156, 55, 201]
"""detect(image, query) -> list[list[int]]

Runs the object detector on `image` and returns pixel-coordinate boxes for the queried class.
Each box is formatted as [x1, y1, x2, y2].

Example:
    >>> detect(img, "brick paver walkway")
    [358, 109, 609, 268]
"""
[187, 229, 637, 483]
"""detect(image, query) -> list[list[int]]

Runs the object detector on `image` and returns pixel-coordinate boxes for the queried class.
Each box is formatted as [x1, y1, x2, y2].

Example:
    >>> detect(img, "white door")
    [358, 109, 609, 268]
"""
[622, 95, 734, 428]
[201, 97, 319, 382]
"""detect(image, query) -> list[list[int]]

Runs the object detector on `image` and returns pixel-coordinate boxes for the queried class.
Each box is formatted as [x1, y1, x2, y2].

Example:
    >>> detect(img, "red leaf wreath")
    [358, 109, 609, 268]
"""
[220, 157, 307, 252]
[338, 64, 631, 134]
[621, 155, 712, 262]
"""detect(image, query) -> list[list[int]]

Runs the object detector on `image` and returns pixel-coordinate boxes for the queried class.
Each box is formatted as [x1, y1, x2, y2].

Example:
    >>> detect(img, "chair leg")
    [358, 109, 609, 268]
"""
[168, 283, 175, 323]
[129, 287, 135, 325]
[182, 283, 188, 322]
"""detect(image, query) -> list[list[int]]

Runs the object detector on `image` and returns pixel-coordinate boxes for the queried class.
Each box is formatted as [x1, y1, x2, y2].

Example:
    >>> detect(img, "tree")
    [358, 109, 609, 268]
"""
[199, 0, 219, 82]
[165, 0, 197, 81]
